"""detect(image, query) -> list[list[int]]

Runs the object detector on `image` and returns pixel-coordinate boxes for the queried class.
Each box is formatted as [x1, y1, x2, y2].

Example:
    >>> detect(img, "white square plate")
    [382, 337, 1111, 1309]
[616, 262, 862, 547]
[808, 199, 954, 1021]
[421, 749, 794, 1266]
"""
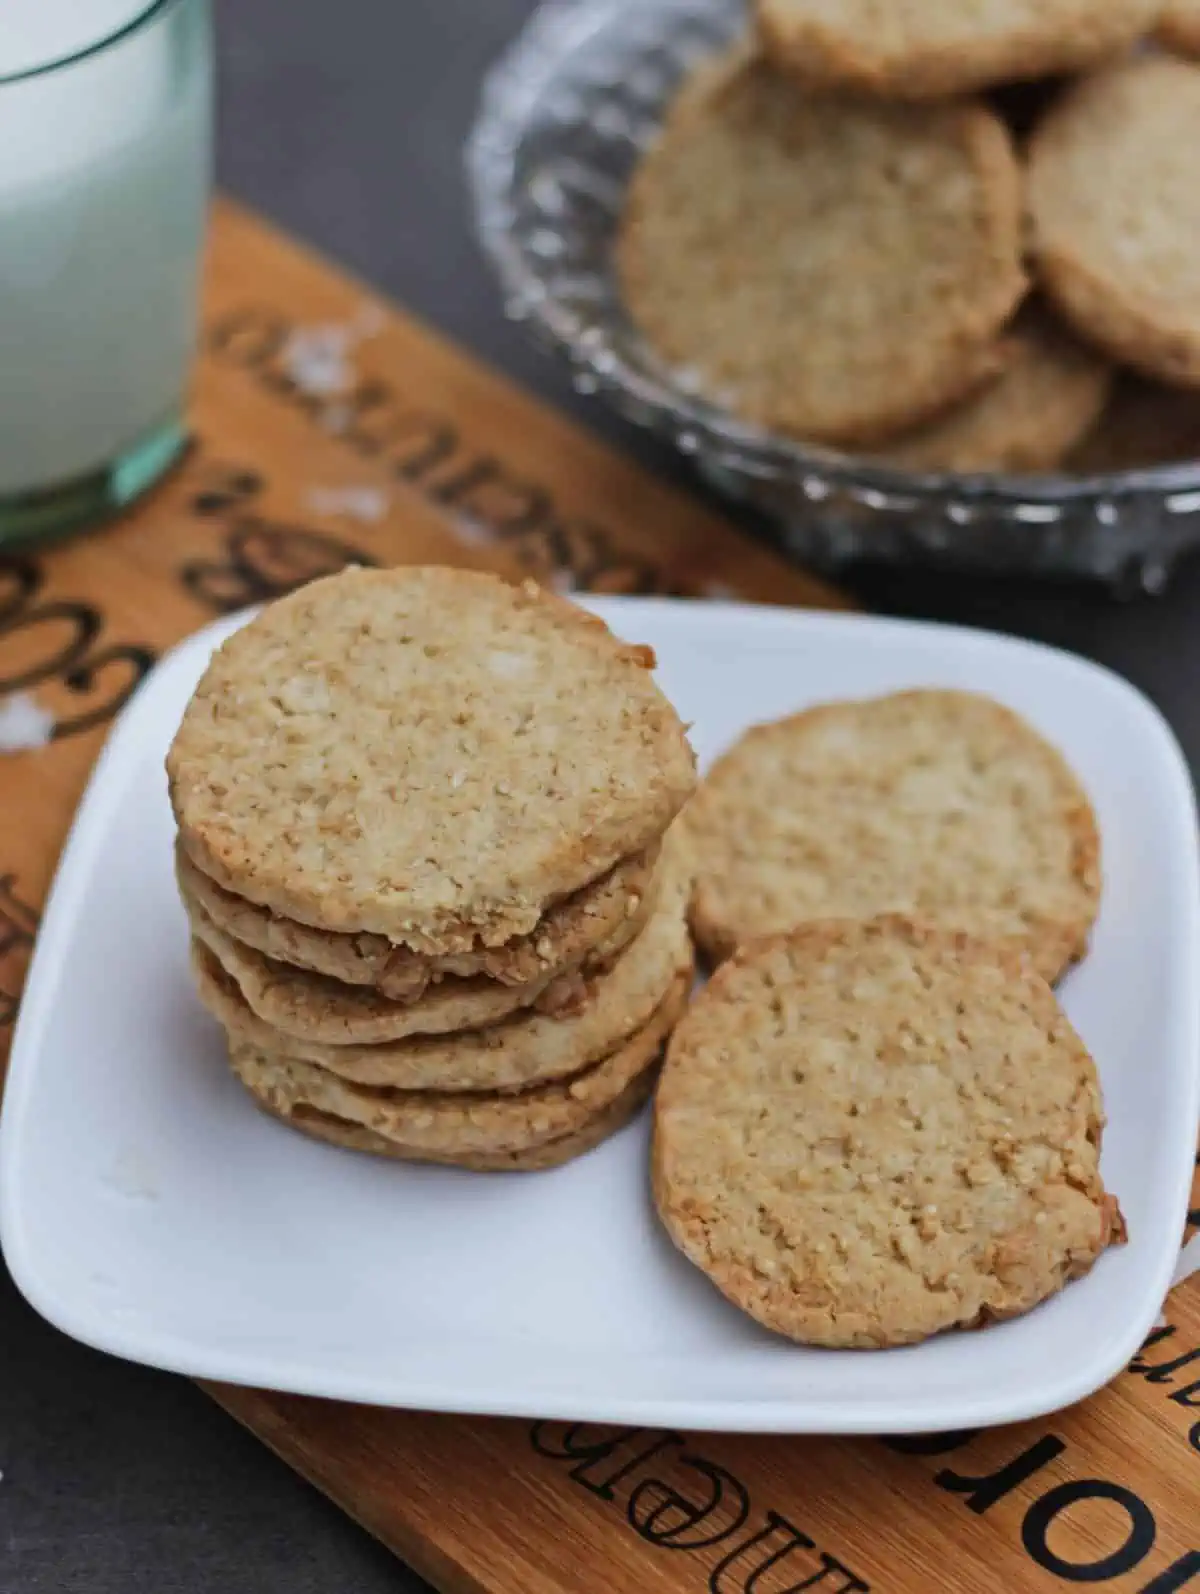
[3, 598, 1198, 1434]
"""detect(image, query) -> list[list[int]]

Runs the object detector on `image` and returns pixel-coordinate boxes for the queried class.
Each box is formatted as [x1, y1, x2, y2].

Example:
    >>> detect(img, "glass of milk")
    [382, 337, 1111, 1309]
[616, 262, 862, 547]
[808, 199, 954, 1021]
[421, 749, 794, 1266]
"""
[0, 0, 212, 547]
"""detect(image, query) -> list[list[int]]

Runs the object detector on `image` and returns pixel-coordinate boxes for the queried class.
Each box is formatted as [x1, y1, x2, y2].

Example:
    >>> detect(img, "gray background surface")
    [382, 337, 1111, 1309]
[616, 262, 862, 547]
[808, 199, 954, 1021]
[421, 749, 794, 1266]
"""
[4, 1, 1200, 1589]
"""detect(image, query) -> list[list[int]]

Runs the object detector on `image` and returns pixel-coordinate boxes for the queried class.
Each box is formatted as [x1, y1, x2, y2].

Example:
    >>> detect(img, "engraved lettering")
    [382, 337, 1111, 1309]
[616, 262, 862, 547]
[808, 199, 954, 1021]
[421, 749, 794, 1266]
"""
[528, 1424, 661, 1500]
[0, 874, 38, 1029]
[181, 518, 376, 613]
[514, 519, 664, 597]
[528, 1426, 868, 1594]
[190, 464, 263, 517]
[56, 643, 156, 738]
[1021, 1481, 1155, 1582]
[430, 455, 552, 538]
[1131, 1325, 1178, 1372]
[203, 302, 683, 599]
[1141, 1551, 1200, 1591]
[0, 599, 100, 692]
[569, 1431, 678, 1502]
[0, 556, 41, 623]
[708, 1511, 818, 1594]
[627, 1451, 749, 1549]
[1135, 1343, 1200, 1386]
[0, 559, 154, 739]
[207, 307, 289, 369]
[789, 1556, 869, 1593]
[935, 1434, 1066, 1513]
[331, 377, 458, 481]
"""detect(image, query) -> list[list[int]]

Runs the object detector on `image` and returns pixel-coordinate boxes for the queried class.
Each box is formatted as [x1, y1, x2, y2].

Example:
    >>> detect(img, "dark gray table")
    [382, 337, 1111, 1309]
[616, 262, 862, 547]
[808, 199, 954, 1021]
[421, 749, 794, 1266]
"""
[4, 2, 1200, 1590]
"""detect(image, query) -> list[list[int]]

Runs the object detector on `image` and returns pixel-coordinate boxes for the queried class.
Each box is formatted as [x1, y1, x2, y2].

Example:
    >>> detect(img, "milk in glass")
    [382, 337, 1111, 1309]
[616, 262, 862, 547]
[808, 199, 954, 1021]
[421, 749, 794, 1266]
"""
[0, 0, 212, 502]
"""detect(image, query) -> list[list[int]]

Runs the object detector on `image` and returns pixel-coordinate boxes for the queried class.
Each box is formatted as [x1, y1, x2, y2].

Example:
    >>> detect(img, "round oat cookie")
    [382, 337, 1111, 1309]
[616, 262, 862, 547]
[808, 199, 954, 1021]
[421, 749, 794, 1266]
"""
[868, 308, 1112, 474]
[653, 918, 1125, 1349]
[1029, 58, 1200, 388]
[166, 566, 695, 951]
[242, 1066, 658, 1172]
[1067, 375, 1200, 472]
[177, 840, 660, 1003]
[228, 969, 689, 1158]
[757, 0, 1160, 100]
[187, 882, 648, 1045]
[191, 826, 694, 1090]
[685, 690, 1100, 982]
[1160, 1, 1200, 56]
[617, 53, 1025, 448]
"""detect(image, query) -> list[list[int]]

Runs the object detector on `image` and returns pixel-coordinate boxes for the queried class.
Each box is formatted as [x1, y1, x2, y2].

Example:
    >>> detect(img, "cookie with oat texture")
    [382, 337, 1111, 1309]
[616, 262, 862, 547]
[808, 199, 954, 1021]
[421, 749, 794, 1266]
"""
[757, 0, 1159, 100]
[684, 689, 1100, 982]
[167, 565, 695, 951]
[617, 52, 1025, 447]
[653, 917, 1125, 1348]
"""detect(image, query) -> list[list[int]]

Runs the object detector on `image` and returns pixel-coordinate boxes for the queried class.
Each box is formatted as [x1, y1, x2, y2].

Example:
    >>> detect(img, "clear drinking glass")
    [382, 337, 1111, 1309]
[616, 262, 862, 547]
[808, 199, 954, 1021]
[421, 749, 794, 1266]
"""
[0, 0, 213, 548]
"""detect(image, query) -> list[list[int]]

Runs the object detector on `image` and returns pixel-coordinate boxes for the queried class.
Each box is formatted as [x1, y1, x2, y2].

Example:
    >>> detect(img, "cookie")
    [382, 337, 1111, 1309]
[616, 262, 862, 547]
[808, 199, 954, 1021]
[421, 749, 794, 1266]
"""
[1029, 58, 1200, 388]
[244, 1066, 658, 1173]
[685, 690, 1100, 982]
[228, 969, 689, 1157]
[617, 53, 1025, 447]
[191, 826, 694, 1091]
[1067, 374, 1200, 472]
[757, 0, 1160, 100]
[167, 566, 695, 951]
[177, 841, 659, 1002]
[870, 308, 1112, 474]
[187, 883, 649, 1045]
[653, 918, 1125, 1349]
[1160, 2, 1200, 55]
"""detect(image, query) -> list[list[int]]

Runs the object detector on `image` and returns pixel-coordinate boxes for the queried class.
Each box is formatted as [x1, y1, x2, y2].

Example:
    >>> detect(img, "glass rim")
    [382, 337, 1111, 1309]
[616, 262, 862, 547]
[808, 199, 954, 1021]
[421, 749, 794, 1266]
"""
[0, 0, 185, 87]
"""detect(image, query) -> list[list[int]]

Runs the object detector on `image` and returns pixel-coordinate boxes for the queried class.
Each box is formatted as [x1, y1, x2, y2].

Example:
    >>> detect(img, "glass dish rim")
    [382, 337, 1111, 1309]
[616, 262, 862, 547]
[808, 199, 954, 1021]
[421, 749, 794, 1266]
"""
[466, 0, 1200, 514]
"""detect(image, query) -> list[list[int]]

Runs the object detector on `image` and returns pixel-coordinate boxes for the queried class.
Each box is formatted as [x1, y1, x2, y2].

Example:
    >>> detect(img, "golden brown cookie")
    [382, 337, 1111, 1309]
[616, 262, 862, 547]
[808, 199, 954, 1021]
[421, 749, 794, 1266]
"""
[187, 881, 649, 1045]
[190, 824, 694, 1090]
[1029, 58, 1200, 388]
[1067, 374, 1200, 472]
[245, 1066, 658, 1172]
[869, 307, 1112, 474]
[685, 690, 1100, 982]
[1160, 1, 1200, 56]
[617, 53, 1025, 447]
[228, 968, 689, 1157]
[177, 841, 660, 1002]
[167, 566, 695, 951]
[653, 918, 1125, 1349]
[757, 0, 1160, 100]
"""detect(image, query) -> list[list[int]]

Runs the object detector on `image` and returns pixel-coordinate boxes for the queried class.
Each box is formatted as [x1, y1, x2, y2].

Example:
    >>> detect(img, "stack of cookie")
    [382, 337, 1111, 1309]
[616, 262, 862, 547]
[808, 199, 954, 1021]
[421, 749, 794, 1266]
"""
[167, 565, 697, 1171]
[619, 2, 1200, 474]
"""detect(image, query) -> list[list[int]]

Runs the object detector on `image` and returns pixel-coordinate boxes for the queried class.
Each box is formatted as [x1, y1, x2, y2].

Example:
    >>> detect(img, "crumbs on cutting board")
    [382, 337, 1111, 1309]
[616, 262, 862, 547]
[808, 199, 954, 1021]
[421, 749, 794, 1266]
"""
[306, 486, 389, 523]
[0, 692, 54, 753]
[281, 302, 385, 400]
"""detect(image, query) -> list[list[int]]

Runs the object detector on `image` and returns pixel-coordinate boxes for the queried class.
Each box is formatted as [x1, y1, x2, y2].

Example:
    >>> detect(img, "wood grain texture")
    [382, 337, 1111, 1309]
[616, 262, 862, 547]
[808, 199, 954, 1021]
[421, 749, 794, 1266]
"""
[3, 198, 1200, 1594]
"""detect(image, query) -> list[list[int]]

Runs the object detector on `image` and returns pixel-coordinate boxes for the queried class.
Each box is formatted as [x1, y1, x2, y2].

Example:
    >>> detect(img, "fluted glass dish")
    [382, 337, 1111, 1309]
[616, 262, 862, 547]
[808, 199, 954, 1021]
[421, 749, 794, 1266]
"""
[467, 0, 1200, 593]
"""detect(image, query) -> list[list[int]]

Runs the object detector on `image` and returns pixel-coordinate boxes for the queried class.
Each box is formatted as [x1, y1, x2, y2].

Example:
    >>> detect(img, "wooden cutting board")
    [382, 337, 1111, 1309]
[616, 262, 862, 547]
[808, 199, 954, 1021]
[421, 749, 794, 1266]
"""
[2, 198, 1199, 1594]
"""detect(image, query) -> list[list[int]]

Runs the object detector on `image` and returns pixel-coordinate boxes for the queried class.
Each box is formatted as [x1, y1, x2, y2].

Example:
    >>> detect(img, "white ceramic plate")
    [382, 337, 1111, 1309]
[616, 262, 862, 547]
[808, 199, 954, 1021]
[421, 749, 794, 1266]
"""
[2, 598, 1198, 1434]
